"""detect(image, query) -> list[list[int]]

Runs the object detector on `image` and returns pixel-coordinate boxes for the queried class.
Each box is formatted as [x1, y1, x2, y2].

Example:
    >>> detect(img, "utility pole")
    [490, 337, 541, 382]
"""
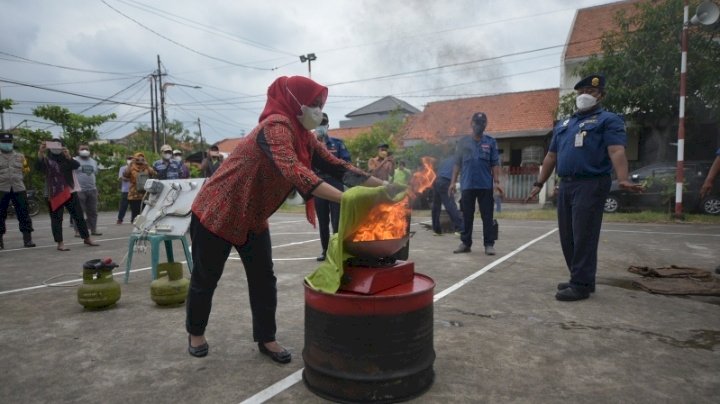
[299, 53, 317, 78]
[149, 75, 157, 153]
[0, 87, 5, 130]
[157, 55, 167, 147]
[197, 118, 205, 160]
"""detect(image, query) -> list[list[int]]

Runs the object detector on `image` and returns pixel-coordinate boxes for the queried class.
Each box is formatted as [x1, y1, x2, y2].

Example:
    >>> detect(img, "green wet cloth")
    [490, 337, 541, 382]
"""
[393, 168, 411, 185]
[304, 185, 407, 293]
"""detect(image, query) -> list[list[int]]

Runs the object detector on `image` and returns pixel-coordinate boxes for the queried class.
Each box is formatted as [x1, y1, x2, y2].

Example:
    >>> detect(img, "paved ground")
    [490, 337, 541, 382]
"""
[1, 209, 719, 403]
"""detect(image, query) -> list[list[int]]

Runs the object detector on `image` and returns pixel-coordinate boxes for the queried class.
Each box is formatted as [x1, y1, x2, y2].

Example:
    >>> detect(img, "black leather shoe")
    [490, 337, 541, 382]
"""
[557, 282, 595, 293]
[555, 286, 590, 301]
[188, 335, 209, 358]
[453, 243, 471, 254]
[316, 253, 326, 262]
[258, 342, 291, 364]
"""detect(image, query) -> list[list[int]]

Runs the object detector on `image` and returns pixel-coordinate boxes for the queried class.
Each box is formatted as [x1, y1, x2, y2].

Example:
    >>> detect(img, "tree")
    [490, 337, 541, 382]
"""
[560, 0, 720, 162]
[346, 112, 406, 170]
[32, 105, 116, 152]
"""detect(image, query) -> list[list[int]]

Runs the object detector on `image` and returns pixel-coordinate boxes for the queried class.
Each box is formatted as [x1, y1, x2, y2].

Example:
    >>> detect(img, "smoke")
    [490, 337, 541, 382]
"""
[355, 0, 507, 97]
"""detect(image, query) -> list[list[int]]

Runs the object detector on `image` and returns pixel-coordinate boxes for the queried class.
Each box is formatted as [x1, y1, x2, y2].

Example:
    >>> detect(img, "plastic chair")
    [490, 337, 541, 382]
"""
[124, 233, 193, 283]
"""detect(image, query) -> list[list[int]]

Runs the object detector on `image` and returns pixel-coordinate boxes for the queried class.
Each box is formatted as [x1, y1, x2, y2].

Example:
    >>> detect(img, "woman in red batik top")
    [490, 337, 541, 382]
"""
[186, 76, 387, 363]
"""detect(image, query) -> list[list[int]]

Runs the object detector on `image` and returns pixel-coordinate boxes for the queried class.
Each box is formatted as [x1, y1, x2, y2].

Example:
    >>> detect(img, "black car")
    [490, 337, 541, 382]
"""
[604, 161, 720, 215]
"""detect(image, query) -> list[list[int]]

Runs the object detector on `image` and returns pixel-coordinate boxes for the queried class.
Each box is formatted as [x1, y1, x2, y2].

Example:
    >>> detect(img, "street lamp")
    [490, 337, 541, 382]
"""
[299, 53, 317, 78]
[160, 82, 201, 145]
[674, 0, 719, 219]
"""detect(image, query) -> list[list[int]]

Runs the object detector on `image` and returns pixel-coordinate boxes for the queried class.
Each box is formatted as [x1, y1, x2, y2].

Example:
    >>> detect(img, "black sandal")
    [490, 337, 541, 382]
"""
[258, 342, 291, 364]
[188, 335, 209, 358]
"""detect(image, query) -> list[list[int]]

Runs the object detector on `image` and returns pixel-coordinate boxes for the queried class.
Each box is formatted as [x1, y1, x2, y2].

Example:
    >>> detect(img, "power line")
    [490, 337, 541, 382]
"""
[100, 0, 275, 71]
[0, 50, 147, 76]
[116, 0, 298, 57]
[0, 77, 151, 109]
[79, 75, 149, 113]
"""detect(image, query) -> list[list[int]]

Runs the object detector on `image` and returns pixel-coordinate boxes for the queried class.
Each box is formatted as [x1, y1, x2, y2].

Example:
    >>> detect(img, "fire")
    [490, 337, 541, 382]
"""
[352, 196, 410, 241]
[409, 156, 437, 197]
[351, 156, 437, 242]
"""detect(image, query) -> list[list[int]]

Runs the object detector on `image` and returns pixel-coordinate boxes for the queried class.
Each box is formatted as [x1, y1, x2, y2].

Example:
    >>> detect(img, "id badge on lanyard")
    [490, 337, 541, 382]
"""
[575, 131, 586, 147]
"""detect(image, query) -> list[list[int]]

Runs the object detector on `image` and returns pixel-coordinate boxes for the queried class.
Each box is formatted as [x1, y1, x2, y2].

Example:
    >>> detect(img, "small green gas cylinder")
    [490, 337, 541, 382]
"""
[77, 258, 121, 309]
[150, 262, 190, 306]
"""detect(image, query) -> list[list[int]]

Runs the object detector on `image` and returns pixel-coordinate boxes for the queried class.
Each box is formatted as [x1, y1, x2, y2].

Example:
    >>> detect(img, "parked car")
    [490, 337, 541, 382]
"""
[604, 161, 720, 215]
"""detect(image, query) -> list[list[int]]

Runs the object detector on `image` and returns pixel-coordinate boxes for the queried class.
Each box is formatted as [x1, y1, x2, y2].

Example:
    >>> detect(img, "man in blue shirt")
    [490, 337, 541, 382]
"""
[449, 112, 503, 255]
[153, 144, 183, 180]
[527, 74, 642, 301]
[313, 113, 352, 261]
[431, 156, 464, 235]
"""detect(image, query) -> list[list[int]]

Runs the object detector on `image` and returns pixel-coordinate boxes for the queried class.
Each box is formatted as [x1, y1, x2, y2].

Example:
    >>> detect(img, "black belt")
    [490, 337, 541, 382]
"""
[559, 174, 610, 182]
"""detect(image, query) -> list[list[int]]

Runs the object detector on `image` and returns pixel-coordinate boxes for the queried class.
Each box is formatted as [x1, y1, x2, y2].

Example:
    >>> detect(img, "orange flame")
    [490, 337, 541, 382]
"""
[409, 156, 437, 197]
[350, 156, 438, 242]
[352, 196, 410, 241]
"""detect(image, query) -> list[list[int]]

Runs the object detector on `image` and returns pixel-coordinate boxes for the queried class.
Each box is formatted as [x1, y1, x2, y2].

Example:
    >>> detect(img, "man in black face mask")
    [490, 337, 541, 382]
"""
[449, 112, 503, 256]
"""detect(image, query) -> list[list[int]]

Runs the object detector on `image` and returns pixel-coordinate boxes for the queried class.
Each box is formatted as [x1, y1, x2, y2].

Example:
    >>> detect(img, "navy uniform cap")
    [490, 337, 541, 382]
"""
[320, 112, 329, 126]
[471, 112, 487, 124]
[0, 132, 12, 141]
[574, 74, 605, 90]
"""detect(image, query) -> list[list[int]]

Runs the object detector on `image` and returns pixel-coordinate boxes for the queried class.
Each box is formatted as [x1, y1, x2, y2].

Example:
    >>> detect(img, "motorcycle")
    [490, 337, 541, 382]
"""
[7, 189, 41, 217]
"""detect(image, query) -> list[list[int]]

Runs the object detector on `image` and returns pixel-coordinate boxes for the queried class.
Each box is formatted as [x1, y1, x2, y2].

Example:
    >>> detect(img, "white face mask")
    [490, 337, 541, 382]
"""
[50, 149, 63, 155]
[287, 86, 324, 130]
[126, 160, 133, 166]
[79, 150, 90, 157]
[576, 93, 599, 111]
[163, 152, 172, 160]
[173, 156, 182, 162]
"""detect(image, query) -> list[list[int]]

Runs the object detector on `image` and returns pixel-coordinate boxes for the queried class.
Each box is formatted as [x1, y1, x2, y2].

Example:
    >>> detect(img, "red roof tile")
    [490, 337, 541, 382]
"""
[402, 88, 559, 143]
[215, 138, 243, 154]
[328, 126, 371, 141]
[565, 0, 642, 60]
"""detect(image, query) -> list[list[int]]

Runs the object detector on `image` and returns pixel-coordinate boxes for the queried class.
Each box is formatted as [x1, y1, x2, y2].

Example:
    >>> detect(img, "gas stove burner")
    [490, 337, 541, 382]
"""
[346, 256, 397, 268]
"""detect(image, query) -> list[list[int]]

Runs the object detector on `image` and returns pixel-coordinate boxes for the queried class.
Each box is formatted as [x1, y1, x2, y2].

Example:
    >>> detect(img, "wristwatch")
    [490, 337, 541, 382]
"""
[533, 181, 544, 188]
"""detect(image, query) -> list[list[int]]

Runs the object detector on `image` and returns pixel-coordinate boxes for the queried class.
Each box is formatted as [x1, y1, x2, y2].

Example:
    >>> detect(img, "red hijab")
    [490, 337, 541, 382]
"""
[260, 76, 328, 226]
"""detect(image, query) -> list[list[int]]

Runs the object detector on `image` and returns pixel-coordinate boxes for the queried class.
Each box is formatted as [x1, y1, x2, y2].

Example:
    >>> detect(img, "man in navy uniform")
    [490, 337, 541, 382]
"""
[449, 112, 503, 256]
[313, 113, 352, 261]
[527, 74, 642, 301]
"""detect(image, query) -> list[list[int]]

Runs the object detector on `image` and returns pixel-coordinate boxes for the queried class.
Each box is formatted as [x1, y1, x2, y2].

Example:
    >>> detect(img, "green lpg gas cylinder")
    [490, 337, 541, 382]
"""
[77, 258, 121, 309]
[150, 262, 190, 306]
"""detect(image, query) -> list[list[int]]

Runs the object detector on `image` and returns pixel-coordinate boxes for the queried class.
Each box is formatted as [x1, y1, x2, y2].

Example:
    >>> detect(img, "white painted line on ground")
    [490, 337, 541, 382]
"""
[239, 369, 304, 404]
[237, 228, 559, 404]
[0, 236, 132, 253]
[433, 228, 558, 302]
[0, 238, 320, 296]
[229, 257, 317, 261]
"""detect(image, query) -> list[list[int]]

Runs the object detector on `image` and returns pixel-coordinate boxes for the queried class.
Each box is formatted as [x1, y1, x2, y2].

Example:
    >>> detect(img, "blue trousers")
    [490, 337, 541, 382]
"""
[431, 178, 463, 234]
[556, 176, 611, 290]
[460, 189, 495, 247]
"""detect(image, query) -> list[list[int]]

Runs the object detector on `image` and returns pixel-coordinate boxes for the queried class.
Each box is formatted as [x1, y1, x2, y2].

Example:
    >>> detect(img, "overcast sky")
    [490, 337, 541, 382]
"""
[0, 0, 617, 144]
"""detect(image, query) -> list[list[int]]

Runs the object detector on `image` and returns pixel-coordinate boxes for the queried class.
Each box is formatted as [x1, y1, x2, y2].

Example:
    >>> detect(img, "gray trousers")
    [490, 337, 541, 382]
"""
[73, 189, 99, 233]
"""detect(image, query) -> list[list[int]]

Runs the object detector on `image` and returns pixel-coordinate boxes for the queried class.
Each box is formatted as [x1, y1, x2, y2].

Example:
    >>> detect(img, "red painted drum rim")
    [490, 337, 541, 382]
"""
[305, 273, 435, 316]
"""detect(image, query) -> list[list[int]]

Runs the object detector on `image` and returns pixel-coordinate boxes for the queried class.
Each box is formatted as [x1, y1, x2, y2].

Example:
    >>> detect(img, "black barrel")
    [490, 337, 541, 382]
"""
[303, 274, 435, 403]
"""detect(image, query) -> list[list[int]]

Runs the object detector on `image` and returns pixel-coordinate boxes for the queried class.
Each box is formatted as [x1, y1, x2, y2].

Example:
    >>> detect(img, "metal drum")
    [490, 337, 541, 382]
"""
[303, 274, 435, 403]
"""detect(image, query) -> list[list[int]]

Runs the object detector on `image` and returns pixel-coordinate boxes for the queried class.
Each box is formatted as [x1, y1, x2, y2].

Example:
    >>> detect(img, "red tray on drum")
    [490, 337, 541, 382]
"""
[339, 261, 414, 295]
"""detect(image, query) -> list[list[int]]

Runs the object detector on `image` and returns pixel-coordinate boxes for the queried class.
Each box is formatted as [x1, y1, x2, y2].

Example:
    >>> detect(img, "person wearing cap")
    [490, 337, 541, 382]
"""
[526, 74, 642, 301]
[123, 152, 156, 223]
[200, 145, 224, 178]
[367, 143, 395, 181]
[172, 149, 190, 179]
[117, 155, 133, 224]
[36, 139, 99, 251]
[0, 132, 35, 249]
[313, 113, 351, 261]
[153, 144, 183, 180]
[72, 145, 102, 236]
[449, 112, 503, 256]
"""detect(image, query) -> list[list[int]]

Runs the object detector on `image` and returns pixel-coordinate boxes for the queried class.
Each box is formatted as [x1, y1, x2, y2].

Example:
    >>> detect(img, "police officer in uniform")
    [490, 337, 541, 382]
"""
[0, 132, 35, 249]
[449, 112, 503, 256]
[313, 113, 351, 261]
[527, 74, 642, 301]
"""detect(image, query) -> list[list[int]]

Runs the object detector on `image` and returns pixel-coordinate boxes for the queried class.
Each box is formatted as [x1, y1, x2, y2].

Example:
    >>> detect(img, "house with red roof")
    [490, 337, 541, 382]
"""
[402, 88, 559, 167]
